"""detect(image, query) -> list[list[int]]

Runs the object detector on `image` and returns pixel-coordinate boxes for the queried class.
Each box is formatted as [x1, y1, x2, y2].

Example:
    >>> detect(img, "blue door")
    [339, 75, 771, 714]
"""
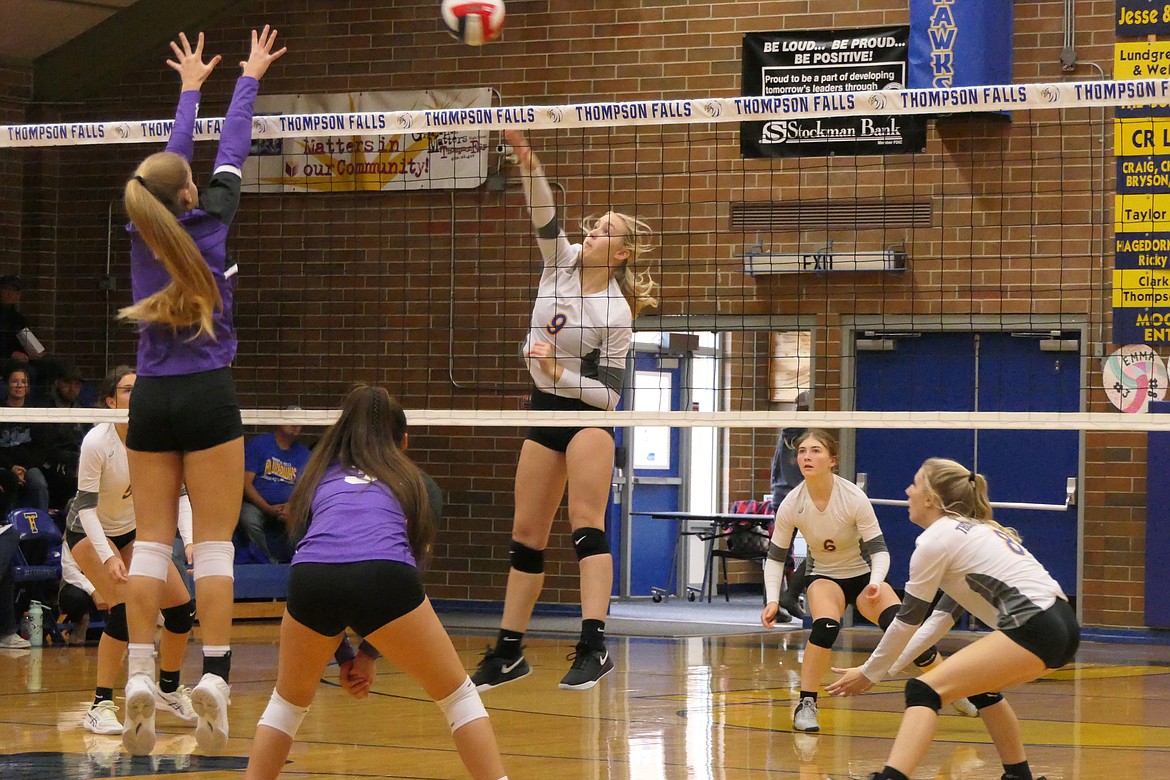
[855, 333, 977, 589]
[855, 332, 1080, 597]
[610, 351, 684, 597]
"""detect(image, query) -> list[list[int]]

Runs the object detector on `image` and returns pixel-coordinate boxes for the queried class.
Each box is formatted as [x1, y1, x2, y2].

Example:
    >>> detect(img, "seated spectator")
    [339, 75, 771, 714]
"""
[0, 275, 30, 365]
[0, 276, 47, 394]
[239, 412, 311, 563]
[0, 366, 50, 511]
[42, 360, 90, 511]
[0, 520, 31, 648]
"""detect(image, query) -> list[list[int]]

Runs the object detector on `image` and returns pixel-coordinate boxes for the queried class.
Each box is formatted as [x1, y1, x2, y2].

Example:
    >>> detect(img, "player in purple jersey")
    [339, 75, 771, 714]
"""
[118, 28, 285, 757]
[827, 458, 1079, 780]
[243, 386, 508, 780]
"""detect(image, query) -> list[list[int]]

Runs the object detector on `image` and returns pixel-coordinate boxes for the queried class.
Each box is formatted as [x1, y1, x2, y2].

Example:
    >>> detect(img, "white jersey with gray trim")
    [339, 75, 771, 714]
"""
[772, 475, 885, 579]
[521, 234, 632, 402]
[902, 515, 1066, 632]
[65, 423, 135, 536]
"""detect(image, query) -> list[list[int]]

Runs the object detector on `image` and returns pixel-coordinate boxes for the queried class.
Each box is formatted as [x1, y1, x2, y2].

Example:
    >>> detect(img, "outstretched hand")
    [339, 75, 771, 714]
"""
[826, 666, 874, 696]
[167, 32, 222, 92]
[240, 25, 287, 80]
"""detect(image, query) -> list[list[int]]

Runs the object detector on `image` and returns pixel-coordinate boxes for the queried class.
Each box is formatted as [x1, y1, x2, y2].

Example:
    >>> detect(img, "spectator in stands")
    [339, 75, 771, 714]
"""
[0, 275, 30, 364]
[0, 520, 31, 648]
[239, 411, 311, 563]
[42, 360, 90, 511]
[0, 366, 50, 511]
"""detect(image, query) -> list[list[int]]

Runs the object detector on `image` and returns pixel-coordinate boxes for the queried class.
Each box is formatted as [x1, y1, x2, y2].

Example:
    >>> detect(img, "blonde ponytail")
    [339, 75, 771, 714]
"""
[920, 457, 1021, 542]
[119, 152, 221, 339]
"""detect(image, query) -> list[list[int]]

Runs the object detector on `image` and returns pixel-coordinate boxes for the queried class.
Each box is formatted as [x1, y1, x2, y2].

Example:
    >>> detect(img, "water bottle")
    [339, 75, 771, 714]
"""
[28, 601, 44, 648]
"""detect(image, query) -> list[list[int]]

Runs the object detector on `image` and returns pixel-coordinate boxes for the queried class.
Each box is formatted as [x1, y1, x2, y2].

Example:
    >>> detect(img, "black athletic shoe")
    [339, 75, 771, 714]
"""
[470, 646, 531, 691]
[780, 592, 805, 620]
[558, 642, 614, 690]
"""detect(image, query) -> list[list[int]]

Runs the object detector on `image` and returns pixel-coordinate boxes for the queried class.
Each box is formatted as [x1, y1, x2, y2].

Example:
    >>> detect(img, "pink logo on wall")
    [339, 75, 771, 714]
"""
[1103, 344, 1168, 413]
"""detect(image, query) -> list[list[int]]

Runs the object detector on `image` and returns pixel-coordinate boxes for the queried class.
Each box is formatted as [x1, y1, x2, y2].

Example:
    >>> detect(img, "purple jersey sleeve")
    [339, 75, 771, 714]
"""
[165, 90, 200, 162]
[214, 76, 259, 172]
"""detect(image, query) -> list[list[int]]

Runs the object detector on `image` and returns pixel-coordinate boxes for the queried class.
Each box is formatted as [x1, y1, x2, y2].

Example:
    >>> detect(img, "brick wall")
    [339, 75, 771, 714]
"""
[9, 1, 1152, 626]
[0, 62, 31, 283]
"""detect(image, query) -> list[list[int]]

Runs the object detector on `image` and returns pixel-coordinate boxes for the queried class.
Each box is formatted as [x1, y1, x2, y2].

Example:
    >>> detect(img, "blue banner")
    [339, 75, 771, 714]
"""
[909, 1, 1013, 90]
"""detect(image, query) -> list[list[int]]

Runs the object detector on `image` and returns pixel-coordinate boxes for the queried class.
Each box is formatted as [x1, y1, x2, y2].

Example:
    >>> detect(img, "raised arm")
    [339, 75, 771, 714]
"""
[215, 25, 286, 173]
[506, 129, 573, 267]
[164, 32, 222, 161]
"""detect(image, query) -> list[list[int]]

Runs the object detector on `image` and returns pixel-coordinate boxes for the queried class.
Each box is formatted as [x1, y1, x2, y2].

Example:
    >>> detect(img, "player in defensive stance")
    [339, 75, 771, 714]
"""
[243, 385, 508, 780]
[827, 457, 1078, 780]
[761, 430, 969, 733]
[471, 130, 657, 691]
[68, 367, 198, 735]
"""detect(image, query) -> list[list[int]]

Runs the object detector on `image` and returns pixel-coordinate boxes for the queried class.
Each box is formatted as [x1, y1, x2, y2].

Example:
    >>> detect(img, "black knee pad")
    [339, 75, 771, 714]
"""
[571, 527, 610, 560]
[967, 691, 1004, 710]
[878, 605, 900, 631]
[509, 540, 545, 574]
[912, 645, 939, 668]
[904, 678, 942, 712]
[808, 617, 841, 649]
[103, 602, 128, 642]
[162, 600, 196, 634]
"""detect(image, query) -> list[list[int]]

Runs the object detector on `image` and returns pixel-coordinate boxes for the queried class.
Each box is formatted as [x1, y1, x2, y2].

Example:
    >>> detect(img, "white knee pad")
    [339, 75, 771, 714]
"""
[257, 690, 310, 737]
[192, 541, 236, 581]
[436, 676, 488, 733]
[128, 541, 173, 582]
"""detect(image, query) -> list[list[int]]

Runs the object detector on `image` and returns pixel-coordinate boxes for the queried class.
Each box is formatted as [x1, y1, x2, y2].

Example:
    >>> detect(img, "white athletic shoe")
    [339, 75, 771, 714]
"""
[190, 673, 231, 754]
[122, 673, 158, 755]
[793, 696, 820, 732]
[0, 632, 30, 649]
[155, 685, 197, 722]
[83, 700, 122, 735]
[952, 696, 979, 718]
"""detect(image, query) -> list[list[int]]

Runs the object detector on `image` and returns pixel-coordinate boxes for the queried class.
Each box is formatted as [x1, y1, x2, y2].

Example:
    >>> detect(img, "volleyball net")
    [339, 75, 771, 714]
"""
[1, 77, 1167, 435]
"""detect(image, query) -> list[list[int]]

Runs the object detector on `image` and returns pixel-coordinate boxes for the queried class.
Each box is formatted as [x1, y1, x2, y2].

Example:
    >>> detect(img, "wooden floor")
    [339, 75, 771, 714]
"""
[3, 608, 1170, 779]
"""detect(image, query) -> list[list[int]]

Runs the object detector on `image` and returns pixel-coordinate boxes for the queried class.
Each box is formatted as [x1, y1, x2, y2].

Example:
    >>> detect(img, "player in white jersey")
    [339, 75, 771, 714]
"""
[64, 366, 198, 736]
[471, 130, 658, 692]
[827, 458, 1079, 780]
[761, 430, 960, 733]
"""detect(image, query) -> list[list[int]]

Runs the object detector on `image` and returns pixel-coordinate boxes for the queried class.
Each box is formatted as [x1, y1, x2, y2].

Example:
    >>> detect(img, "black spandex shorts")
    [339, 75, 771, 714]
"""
[65, 528, 136, 552]
[1002, 598, 1080, 669]
[525, 388, 615, 454]
[807, 572, 872, 609]
[126, 367, 243, 453]
[286, 560, 427, 638]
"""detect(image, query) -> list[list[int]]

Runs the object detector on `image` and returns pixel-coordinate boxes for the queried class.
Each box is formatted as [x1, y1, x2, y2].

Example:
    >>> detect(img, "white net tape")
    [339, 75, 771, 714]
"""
[0, 78, 1160, 147]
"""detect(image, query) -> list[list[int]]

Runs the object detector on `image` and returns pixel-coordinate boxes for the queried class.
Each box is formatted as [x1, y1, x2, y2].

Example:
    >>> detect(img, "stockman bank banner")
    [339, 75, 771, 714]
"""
[741, 27, 926, 158]
[908, 0, 1012, 91]
[241, 88, 492, 192]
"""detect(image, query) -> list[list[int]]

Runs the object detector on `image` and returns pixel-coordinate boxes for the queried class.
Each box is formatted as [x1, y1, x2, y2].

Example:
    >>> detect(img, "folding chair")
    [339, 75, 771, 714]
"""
[704, 500, 773, 603]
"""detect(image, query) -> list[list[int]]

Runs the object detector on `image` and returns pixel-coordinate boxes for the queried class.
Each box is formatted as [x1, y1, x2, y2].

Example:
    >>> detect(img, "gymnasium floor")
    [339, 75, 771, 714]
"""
[2, 601, 1169, 779]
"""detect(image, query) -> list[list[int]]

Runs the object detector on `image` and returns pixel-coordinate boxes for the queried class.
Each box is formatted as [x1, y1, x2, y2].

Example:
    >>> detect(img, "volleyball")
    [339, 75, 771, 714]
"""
[440, 0, 505, 46]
